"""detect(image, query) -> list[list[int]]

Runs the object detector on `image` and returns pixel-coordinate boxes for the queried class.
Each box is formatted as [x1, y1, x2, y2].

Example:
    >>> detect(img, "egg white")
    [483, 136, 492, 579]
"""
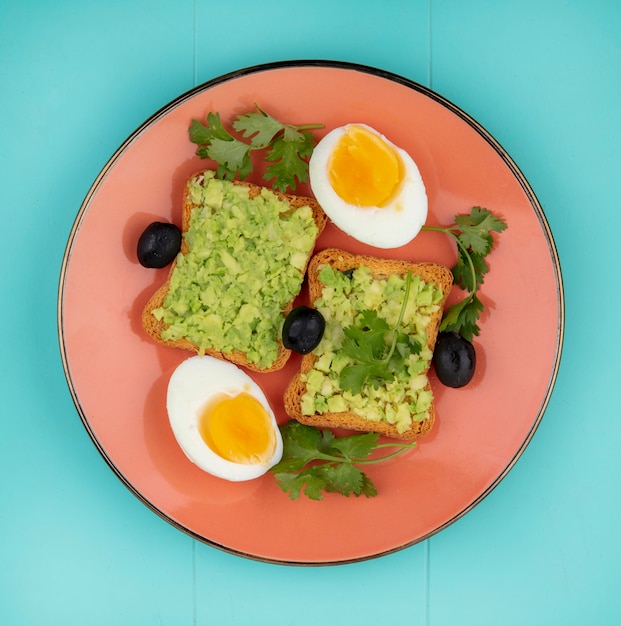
[309, 124, 428, 248]
[166, 355, 283, 481]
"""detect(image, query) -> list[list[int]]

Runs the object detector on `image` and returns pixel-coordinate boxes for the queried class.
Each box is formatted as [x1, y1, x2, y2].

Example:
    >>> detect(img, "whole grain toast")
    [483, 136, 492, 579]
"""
[283, 248, 453, 440]
[141, 170, 327, 372]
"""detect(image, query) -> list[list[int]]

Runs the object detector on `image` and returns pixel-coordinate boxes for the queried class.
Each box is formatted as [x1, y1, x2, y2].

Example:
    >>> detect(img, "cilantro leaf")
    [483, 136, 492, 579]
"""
[206, 137, 252, 179]
[271, 453, 315, 474]
[338, 272, 414, 395]
[470, 252, 490, 287]
[189, 113, 233, 144]
[270, 422, 415, 500]
[232, 109, 283, 148]
[264, 133, 315, 192]
[328, 431, 379, 461]
[273, 470, 325, 501]
[392, 331, 422, 363]
[321, 463, 366, 497]
[439, 293, 485, 341]
[338, 362, 390, 395]
[299, 470, 330, 501]
[277, 420, 327, 465]
[341, 311, 390, 363]
[189, 104, 323, 193]
[423, 207, 507, 341]
[455, 206, 507, 238]
[360, 473, 379, 498]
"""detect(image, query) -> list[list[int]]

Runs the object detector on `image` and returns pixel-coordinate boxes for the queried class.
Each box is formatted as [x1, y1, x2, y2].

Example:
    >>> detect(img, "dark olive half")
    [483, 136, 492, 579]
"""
[282, 306, 325, 354]
[433, 331, 476, 388]
[137, 221, 182, 268]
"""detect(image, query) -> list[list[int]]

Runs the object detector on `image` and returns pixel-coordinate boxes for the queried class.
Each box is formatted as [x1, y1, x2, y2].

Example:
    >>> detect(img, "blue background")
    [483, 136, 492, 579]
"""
[1, 1, 619, 624]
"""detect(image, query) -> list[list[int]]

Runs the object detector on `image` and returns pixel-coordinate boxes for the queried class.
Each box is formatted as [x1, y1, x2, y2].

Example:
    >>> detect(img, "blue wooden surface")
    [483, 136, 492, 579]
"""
[1, 1, 619, 624]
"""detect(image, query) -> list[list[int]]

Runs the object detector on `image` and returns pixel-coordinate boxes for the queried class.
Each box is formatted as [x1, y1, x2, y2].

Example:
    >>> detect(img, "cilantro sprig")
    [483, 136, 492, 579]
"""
[270, 421, 416, 501]
[338, 270, 421, 395]
[188, 104, 323, 193]
[422, 207, 507, 342]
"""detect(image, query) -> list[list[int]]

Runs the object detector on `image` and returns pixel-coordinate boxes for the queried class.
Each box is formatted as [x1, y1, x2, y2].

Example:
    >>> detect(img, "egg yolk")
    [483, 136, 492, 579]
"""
[328, 125, 404, 207]
[199, 392, 276, 465]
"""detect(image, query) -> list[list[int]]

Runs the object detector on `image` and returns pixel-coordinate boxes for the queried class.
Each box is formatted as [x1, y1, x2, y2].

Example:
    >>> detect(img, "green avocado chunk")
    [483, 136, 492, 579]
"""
[151, 171, 318, 368]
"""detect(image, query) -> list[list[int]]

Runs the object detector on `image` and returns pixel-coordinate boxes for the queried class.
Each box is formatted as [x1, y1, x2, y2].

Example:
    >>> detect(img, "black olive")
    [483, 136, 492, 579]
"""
[137, 222, 182, 268]
[282, 306, 325, 354]
[433, 331, 476, 388]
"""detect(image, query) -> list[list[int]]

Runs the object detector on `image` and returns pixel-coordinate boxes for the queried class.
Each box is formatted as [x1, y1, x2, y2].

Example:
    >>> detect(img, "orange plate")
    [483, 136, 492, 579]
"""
[58, 61, 563, 565]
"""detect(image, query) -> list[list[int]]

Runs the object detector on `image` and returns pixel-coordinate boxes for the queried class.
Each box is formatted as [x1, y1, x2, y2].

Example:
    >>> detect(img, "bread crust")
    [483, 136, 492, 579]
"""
[141, 170, 327, 372]
[283, 248, 453, 440]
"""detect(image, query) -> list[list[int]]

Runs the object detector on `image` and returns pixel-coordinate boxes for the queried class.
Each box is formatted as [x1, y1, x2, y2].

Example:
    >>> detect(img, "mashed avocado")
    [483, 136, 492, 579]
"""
[300, 265, 444, 434]
[152, 171, 318, 368]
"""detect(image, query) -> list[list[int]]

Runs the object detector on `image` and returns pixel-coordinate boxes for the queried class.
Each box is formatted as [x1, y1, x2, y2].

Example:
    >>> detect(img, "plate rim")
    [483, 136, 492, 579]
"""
[57, 59, 565, 566]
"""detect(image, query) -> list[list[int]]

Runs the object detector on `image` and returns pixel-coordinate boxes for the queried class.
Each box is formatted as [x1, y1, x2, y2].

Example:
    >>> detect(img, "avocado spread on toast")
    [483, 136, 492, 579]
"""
[300, 265, 444, 434]
[151, 172, 319, 368]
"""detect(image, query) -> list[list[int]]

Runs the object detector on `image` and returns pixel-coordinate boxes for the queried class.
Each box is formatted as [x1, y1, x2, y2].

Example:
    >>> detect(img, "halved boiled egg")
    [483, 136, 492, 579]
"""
[309, 123, 428, 248]
[167, 355, 283, 481]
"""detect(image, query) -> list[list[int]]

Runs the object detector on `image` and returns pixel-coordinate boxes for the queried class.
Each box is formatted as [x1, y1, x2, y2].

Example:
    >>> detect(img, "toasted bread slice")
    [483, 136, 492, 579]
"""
[141, 170, 327, 372]
[284, 248, 453, 439]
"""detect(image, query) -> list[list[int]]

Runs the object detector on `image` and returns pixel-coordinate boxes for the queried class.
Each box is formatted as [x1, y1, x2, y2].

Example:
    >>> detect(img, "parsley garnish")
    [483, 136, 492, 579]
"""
[422, 207, 507, 342]
[270, 421, 416, 500]
[338, 270, 422, 395]
[188, 104, 323, 193]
